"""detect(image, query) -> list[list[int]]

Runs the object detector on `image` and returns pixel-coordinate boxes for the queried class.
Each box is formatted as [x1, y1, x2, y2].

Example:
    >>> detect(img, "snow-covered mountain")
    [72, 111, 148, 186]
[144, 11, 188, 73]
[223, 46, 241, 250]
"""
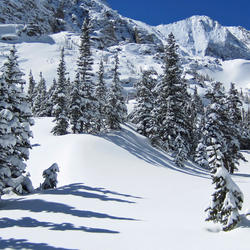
[0, 0, 250, 92]
[155, 15, 250, 60]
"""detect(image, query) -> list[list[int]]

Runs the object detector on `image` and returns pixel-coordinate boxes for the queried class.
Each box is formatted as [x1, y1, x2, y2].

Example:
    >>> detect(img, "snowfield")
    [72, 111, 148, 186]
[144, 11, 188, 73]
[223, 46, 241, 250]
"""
[0, 118, 249, 250]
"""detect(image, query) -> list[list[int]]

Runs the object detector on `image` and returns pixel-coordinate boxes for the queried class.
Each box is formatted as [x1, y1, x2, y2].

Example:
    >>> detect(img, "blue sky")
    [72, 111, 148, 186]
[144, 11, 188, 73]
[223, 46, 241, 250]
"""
[106, 0, 250, 30]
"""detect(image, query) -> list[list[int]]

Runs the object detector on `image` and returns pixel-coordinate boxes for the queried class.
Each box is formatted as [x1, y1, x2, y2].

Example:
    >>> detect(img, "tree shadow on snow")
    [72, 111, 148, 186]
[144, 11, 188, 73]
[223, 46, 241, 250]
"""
[0, 237, 72, 250]
[2, 198, 136, 222]
[0, 217, 119, 234]
[241, 150, 250, 155]
[238, 214, 250, 229]
[233, 173, 250, 178]
[103, 124, 210, 179]
[38, 183, 141, 202]
[0, 237, 77, 250]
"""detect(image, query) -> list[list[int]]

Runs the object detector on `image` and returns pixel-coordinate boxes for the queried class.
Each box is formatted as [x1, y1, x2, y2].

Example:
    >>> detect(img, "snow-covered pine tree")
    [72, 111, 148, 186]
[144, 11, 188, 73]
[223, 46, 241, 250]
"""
[152, 33, 191, 166]
[105, 52, 127, 130]
[46, 78, 57, 117]
[27, 70, 36, 112]
[0, 75, 16, 196]
[188, 86, 204, 157]
[241, 106, 250, 149]
[201, 81, 244, 173]
[131, 69, 157, 137]
[0, 46, 34, 194]
[33, 72, 48, 117]
[95, 59, 108, 132]
[41, 163, 59, 190]
[69, 73, 82, 133]
[205, 140, 243, 231]
[225, 83, 246, 173]
[51, 48, 69, 135]
[77, 16, 98, 134]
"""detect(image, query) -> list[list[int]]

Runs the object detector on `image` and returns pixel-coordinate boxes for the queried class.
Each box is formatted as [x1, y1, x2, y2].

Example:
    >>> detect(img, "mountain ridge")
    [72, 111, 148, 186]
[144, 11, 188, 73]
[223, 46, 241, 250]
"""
[1, 0, 250, 60]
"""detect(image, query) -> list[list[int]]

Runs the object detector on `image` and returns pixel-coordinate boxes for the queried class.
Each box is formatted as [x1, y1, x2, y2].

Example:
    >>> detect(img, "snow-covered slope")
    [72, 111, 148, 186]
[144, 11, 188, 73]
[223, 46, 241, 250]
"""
[1, 118, 250, 250]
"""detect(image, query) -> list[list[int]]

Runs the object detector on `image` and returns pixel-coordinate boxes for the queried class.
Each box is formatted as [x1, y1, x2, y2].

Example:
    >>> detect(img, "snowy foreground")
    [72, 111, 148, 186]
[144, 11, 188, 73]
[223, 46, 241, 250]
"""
[0, 118, 250, 250]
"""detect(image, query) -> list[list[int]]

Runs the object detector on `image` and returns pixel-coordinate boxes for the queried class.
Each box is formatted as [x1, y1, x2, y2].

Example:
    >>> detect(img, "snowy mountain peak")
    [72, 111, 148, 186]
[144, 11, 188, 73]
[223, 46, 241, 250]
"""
[155, 15, 250, 60]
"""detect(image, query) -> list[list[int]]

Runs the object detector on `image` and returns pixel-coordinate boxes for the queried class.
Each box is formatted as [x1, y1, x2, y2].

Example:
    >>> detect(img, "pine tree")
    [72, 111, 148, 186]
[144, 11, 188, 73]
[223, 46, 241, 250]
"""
[152, 33, 191, 166]
[131, 69, 157, 137]
[0, 46, 34, 194]
[205, 141, 243, 231]
[27, 70, 36, 112]
[46, 78, 57, 117]
[33, 72, 48, 117]
[77, 16, 98, 134]
[241, 106, 250, 149]
[69, 73, 82, 134]
[106, 52, 127, 130]
[41, 163, 59, 190]
[225, 83, 246, 173]
[95, 59, 108, 132]
[189, 86, 204, 157]
[51, 48, 69, 135]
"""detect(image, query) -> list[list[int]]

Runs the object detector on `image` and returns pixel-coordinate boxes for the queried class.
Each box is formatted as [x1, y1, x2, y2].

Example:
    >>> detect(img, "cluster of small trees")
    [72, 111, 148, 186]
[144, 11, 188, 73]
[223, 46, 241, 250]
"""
[131, 32, 249, 231]
[28, 16, 127, 135]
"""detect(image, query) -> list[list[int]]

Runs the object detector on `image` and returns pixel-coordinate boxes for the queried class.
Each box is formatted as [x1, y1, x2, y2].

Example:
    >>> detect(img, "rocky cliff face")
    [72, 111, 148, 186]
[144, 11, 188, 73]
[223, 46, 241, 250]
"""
[1, 0, 250, 60]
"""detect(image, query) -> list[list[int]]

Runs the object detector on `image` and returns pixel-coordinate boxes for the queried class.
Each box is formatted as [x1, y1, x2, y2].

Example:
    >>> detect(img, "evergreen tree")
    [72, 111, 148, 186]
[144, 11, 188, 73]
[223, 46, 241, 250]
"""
[27, 70, 36, 112]
[51, 48, 69, 135]
[77, 16, 98, 134]
[106, 52, 127, 130]
[199, 81, 245, 173]
[131, 69, 157, 137]
[0, 46, 34, 194]
[95, 59, 108, 132]
[225, 83, 246, 173]
[205, 142, 243, 231]
[33, 72, 48, 117]
[41, 163, 59, 190]
[69, 73, 82, 133]
[189, 86, 204, 157]
[241, 106, 250, 149]
[152, 33, 191, 166]
[46, 78, 57, 117]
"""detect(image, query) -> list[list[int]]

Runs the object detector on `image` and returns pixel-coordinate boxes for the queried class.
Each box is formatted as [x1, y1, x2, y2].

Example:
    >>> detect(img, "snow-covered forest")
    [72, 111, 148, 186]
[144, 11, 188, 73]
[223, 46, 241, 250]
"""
[0, 0, 250, 249]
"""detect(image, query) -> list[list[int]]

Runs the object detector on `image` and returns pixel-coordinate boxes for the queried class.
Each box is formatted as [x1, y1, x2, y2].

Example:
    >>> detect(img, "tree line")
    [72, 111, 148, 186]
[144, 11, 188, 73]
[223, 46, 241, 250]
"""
[0, 15, 249, 231]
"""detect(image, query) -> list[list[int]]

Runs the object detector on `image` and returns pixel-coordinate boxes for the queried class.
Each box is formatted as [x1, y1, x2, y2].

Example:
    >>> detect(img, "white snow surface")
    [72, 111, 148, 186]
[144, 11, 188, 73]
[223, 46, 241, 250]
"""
[0, 118, 250, 250]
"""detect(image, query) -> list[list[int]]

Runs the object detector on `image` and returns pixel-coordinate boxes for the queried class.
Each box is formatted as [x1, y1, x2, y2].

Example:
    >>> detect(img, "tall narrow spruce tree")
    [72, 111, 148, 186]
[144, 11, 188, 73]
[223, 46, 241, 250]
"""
[131, 69, 157, 137]
[77, 16, 98, 134]
[33, 72, 48, 117]
[27, 70, 36, 112]
[51, 48, 69, 135]
[69, 73, 82, 133]
[106, 52, 127, 130]
[95, 59, 108, 132]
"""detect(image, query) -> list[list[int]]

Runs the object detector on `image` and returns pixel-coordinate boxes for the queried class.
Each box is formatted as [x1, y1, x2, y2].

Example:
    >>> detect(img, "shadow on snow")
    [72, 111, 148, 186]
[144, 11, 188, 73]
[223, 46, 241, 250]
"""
[2, 198, 136, 222]
[103, 124, 210, 179]
[38, 183, 141, 202]
[0, 217, 119, 234]
[0, 237, 76, 250]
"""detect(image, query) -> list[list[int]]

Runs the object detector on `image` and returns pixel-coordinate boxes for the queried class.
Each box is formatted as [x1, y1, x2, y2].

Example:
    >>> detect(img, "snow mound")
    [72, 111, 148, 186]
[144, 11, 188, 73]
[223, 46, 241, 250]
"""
[0, 118, 249, 249]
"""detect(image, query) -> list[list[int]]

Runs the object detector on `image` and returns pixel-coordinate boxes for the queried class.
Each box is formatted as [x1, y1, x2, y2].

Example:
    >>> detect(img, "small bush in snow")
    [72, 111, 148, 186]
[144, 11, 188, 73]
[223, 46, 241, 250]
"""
[41, 163, 59, 190]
